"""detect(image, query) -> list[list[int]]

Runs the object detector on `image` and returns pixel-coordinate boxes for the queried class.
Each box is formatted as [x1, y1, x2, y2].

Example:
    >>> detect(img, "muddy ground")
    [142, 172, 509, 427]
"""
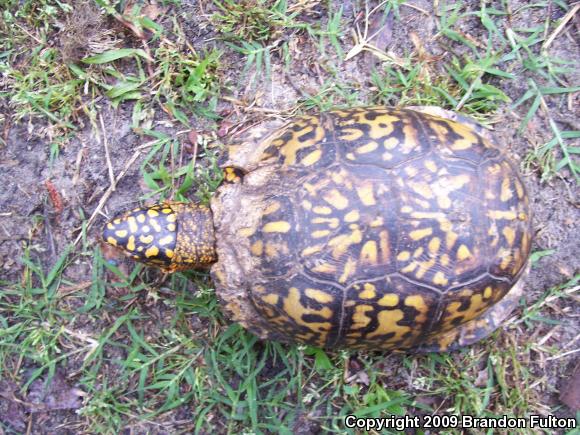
[1, 0, 579, 433]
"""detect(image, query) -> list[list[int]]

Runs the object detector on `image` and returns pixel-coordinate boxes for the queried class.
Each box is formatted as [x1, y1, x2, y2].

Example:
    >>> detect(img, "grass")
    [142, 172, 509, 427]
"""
[1, 0, 579, 433]
[0, 0, 222, 158]
[212, 0, 317, 84]
[4, 251, 575, 432]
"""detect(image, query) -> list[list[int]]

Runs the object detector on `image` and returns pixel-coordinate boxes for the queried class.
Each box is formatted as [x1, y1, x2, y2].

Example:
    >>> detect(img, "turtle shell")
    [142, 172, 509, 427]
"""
[210, 107, 532, 351]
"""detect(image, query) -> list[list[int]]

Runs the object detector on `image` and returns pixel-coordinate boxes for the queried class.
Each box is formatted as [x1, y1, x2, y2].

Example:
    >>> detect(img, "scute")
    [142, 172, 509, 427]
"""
[334, 108, 431, 168]
[212, 107, 532, 351]
[342, 276, 439, 350]
[249, 274, 343, 347]
[480, 159, 531, 278]
[298, 166, 399, 283]
[247, 194, 299, 278]
[260, 114, 337, 169]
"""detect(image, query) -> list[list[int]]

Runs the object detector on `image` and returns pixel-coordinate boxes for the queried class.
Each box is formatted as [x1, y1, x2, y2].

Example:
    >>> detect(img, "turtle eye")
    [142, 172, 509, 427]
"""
[102, 205, 178, 269]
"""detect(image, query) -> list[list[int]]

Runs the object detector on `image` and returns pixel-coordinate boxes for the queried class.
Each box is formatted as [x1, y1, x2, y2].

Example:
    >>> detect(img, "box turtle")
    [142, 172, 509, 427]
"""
[103, 106, 532, 352]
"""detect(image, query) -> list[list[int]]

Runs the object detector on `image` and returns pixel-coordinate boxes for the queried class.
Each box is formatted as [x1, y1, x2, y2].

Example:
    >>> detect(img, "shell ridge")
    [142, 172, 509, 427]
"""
[402, 110, 448, 339]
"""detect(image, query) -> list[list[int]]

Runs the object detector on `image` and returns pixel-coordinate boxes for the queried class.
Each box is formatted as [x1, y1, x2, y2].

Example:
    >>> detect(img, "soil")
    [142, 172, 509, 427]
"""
[0, 0, 578, 433]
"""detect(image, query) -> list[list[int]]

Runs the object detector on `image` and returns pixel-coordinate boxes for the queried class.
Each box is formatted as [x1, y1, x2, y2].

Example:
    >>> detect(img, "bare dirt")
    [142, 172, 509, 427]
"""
[1, 0, 578, 433]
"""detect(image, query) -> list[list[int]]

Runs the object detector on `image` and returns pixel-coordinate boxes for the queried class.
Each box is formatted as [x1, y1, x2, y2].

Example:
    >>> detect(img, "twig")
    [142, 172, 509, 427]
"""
[72, 95, 103, 117]
[2, 118, 10, 146]
[60, 324, 99, 349]
[43, 205, 57, 258]
[58, 281, 93, 296]
[346, 0, 394, 61]
[401, 3, 429, 15]
[72, 147, 86, 186]
[546, 348, 580, 361]
[542, 4, 580, 50]
[536, 325, 560, 346]
[221, 96, 288, 114]
[14, 22, 43, 45]
[560, 332, 580, 350]
[191, 134, 199, 176]
[99, 113, 116, 190]
[73, 143, 153, 246]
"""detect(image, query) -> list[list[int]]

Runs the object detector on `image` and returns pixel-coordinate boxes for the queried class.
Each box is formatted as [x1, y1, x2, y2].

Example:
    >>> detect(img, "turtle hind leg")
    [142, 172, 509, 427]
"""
[416, 274, 526, 353]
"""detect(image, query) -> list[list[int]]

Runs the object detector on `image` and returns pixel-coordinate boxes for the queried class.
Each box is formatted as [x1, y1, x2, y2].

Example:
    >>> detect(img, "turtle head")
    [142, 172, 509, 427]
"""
[102, 202, 216, 271]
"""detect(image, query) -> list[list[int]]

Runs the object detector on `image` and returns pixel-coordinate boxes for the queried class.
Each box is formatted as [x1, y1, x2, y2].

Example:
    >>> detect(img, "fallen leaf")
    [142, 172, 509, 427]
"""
[187, 129, 198, 146]
[142, 4, 165, 21]
[0, 371, 84, 432]
[292, 409, 322, 435]
[344, 356, 370, 386]
[45, 179, 64, 215]
[0, 380, 27, 431]
[27, 370, 84, 412]
[122, 0, 137, 16]
[218, 121, 232, 138]
[368, 9, 393, 51]
[474, 368, 489, 387]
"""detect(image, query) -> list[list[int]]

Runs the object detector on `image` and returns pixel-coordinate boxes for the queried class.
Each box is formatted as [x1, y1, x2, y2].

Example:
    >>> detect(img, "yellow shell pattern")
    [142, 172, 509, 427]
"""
[219, 107, 532, 351]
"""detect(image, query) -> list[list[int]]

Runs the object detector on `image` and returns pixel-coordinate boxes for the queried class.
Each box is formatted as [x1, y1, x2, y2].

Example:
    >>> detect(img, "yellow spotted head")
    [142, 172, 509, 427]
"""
[102, 202, 217, 271]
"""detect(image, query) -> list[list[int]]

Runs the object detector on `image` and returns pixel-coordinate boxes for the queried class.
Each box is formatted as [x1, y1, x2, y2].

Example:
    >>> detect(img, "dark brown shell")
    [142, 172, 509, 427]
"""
[210, 107, 532, 351]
